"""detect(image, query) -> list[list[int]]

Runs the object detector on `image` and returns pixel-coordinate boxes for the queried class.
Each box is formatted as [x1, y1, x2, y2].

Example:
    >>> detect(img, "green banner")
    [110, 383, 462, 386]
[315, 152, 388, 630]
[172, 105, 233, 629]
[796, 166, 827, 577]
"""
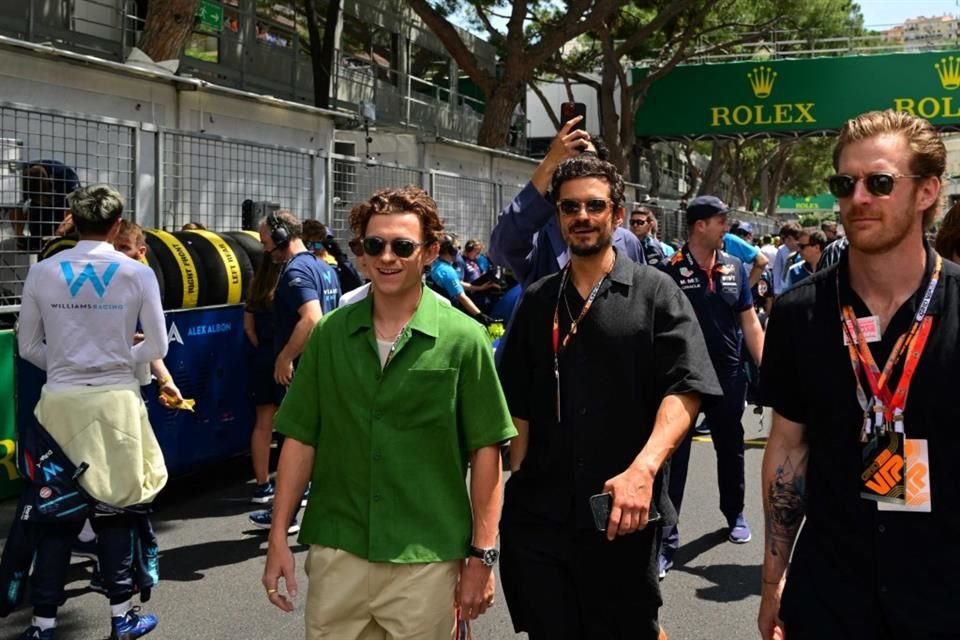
[778, 193, 836, 210]
[634, 51, 960, 138]
[0, 330, 19, 500]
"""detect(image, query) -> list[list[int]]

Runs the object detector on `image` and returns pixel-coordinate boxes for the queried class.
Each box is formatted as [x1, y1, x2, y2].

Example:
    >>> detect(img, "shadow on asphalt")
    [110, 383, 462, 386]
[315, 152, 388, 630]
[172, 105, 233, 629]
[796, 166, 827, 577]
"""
[157, 537, 308, 582]
[673, 528, 729, 565]
[677, 562, 762, 603]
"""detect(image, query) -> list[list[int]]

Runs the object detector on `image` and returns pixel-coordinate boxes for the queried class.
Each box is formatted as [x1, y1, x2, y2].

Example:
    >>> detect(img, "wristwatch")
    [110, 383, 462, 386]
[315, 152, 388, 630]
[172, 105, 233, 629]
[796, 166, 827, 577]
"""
[468, 545, 499, 567]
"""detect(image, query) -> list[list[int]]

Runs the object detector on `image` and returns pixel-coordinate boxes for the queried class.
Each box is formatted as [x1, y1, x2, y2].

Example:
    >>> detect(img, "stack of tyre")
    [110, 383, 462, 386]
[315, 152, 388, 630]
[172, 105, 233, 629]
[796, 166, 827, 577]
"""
[39, 230, 264, 309]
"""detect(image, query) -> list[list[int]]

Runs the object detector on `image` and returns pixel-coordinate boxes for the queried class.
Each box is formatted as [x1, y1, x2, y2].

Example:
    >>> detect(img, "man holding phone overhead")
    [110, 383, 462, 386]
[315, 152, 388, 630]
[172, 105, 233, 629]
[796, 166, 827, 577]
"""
[489, 108, 644, 291]
[497, 154, 720, 639]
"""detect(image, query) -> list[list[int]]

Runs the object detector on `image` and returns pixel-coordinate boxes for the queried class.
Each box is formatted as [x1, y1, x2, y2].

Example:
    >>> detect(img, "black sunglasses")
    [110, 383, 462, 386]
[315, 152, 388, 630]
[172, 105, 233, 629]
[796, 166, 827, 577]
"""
[826, 172, 922, 198]
[361, 236, 423, 258]
[630, 218, 648, 226]
[797, 243, 811, 249]
[557, 198, 613, 215]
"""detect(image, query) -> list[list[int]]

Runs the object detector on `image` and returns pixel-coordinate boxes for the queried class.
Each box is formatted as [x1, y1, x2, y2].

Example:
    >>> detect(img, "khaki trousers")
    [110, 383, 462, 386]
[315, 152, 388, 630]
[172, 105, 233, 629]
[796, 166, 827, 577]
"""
[304, 545, 459, 640]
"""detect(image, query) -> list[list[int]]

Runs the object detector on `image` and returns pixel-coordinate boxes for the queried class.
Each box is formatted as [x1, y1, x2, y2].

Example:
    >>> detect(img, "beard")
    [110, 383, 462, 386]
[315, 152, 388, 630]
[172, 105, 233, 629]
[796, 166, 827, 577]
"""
[567, 222, 614, 256]
[843, 202, 917, 255]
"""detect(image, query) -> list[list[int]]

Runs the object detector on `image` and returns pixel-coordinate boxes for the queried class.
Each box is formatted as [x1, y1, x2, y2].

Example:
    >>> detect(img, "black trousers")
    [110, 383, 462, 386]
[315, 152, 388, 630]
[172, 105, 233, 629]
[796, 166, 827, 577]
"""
[662, 370, 747, 558]
[500, 521, 662, 640]
[31, 513, 139, 609]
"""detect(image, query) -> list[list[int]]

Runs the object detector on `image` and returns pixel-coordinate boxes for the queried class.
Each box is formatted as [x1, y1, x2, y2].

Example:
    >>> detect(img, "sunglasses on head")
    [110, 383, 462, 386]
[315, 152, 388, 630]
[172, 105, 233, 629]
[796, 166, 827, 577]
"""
[826, 172, 922, 198]
[361, 236, 422, 258]
[557, 198, 613, 215]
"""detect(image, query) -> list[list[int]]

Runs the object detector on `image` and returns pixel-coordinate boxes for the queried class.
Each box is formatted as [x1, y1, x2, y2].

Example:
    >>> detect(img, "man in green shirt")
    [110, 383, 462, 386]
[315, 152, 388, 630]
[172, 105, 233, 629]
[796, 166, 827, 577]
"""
[261, 185, 516, 639]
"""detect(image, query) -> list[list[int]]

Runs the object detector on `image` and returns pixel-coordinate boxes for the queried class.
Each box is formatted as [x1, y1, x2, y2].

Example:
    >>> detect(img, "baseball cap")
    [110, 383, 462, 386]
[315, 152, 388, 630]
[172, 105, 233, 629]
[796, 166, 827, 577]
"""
[738, 221, 754, 235]
[686, 195, 729, 225]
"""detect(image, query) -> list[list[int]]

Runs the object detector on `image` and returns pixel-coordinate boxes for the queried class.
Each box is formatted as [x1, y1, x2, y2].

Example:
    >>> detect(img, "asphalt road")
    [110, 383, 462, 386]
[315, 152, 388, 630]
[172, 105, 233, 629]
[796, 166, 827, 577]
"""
[0, 408, 771, 640]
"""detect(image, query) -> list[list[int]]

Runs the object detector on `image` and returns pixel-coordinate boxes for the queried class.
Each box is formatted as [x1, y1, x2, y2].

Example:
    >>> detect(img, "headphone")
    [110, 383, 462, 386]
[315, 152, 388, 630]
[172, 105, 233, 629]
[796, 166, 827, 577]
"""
[439, 234, 457, 256]
[266, 211, 291, 249]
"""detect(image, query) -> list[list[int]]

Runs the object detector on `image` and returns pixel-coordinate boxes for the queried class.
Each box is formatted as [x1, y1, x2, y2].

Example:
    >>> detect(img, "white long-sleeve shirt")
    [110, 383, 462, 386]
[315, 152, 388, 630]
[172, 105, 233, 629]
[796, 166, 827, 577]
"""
[18, 240, 167, 390]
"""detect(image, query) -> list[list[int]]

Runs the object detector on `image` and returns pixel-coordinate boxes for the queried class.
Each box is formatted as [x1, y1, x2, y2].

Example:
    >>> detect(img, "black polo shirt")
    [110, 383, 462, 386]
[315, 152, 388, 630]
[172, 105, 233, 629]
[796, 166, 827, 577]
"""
[760, 245, 960, 635]
[659, 246, 753, 378]
[499, 249, 721, 531]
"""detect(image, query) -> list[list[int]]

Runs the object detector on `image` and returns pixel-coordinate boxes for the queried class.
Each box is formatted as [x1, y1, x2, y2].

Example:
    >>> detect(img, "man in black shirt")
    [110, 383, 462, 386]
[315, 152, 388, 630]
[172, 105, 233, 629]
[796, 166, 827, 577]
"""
[498, 155, 720, 639]
[759, 110, 959, 640]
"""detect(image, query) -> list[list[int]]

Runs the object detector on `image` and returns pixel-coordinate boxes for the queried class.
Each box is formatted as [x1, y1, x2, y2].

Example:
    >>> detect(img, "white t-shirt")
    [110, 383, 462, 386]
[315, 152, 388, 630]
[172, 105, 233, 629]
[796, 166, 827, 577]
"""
[18, 240, 167, 390]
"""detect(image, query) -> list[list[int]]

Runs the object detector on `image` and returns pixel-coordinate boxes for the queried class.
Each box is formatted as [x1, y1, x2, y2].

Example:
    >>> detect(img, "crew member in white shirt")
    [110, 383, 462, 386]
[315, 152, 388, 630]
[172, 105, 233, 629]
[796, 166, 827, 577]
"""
[16, 184, 167, 640]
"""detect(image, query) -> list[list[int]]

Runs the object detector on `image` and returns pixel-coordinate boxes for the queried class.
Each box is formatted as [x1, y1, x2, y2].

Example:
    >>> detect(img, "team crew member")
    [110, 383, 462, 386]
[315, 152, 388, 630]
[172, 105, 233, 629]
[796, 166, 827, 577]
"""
[249, 210, 340, 532]
[658, 195, 765, 578]
[261, 186, 516, 639]
[498, 155, 720, 639]
[723, 223, 768, 287]
[784, 230, 827, 290]
[430, 234, 496, 323]
[759, 110, 960, 640]
[630, 205, 667, 266]
[489, 117, 644, 290]
[16, 185, 167, 640]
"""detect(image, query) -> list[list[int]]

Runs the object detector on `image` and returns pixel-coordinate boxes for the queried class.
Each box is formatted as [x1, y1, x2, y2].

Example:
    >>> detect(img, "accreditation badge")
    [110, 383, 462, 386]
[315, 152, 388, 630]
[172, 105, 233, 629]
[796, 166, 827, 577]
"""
[877, 439, 932, 513]
[860, 432, 906, 504]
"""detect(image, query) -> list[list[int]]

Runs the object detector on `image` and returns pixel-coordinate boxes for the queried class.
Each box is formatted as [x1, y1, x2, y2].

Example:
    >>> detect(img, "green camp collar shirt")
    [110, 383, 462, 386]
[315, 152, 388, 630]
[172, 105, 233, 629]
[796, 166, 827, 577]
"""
[275, 286, 517, 563]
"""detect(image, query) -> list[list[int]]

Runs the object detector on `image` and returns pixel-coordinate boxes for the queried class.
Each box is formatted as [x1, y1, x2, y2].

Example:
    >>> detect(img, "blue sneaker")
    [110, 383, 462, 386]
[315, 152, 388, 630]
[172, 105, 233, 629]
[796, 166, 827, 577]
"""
[728, 513, 752, 544]
[249, 508, 299, 535]
[19, 626, 55, 640]
[657, 554, 673, 581]
[251, 481, 275, 504]
[110, 607, 157, 640]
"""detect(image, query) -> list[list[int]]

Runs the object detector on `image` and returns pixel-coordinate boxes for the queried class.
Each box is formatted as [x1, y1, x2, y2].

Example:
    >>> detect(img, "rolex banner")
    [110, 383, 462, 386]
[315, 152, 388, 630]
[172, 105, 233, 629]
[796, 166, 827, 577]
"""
[634, 51, 960, 138]
[0, 330, 19, 500]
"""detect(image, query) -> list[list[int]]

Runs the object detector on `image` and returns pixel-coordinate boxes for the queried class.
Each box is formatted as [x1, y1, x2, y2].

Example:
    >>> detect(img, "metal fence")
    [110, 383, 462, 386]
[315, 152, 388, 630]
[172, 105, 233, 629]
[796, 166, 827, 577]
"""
[158, 130, 315, 232]
[0, 101, 137, 312]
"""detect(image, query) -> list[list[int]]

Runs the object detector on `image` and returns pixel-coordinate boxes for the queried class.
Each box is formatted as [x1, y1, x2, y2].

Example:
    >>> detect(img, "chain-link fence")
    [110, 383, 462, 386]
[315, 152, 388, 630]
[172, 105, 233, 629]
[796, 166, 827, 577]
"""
[327, 156, 426, 243]
[430, 172, 500, 246]
[159, 130, 314, 232]
[0, 101, 137, 311]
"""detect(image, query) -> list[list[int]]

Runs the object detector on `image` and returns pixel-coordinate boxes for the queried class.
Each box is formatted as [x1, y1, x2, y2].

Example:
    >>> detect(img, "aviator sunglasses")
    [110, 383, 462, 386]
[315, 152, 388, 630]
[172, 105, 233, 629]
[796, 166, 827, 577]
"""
[361, 236, 423, 258]
[557, 198, 614, 215]
[826, 172, 922, 198]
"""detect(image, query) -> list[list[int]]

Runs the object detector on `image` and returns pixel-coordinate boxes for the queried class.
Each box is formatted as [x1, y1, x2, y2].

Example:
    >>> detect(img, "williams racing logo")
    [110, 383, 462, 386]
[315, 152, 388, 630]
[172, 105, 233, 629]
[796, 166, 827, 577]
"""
[59, 261, 119, 298]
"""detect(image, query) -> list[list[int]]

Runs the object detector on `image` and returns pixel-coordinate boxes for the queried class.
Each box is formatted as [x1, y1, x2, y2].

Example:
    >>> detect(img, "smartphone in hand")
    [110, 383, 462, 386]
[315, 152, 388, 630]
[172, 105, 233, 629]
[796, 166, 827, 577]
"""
[560, 102, 587, 132]
[589, 492, 663, 532]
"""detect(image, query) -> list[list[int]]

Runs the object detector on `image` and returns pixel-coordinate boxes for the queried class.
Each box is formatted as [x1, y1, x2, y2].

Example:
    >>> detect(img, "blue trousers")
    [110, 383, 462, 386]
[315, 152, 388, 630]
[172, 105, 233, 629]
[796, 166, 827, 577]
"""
[661, 371, 747, 559]
[31, 512, 138, 609]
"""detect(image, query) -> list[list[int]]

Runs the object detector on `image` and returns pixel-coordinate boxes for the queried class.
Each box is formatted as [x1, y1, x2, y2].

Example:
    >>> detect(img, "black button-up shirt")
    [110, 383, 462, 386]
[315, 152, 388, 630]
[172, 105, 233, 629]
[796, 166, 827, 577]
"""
[499, 249, 721, 531]
[760, 245, 960, 634]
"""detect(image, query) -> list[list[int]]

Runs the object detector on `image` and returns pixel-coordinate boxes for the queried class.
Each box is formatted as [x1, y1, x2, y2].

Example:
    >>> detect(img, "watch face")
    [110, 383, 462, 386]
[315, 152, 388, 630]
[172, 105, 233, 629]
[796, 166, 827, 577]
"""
[483, 549, 499, 566]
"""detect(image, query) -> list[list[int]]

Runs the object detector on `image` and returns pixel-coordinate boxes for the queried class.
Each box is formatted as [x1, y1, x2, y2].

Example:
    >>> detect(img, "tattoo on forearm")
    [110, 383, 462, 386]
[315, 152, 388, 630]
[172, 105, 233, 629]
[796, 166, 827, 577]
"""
[765, 453, 808, 559]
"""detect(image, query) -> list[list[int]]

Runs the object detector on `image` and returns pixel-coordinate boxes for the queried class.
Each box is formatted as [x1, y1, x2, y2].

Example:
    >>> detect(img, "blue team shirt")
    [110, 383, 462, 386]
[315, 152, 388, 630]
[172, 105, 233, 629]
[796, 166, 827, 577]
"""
[659, 246, 753, 378]
[723, 232, 759, 264]
[785, 261, 814, 290]
[274, 252, 341, 355]
[430, 259, 464, 301]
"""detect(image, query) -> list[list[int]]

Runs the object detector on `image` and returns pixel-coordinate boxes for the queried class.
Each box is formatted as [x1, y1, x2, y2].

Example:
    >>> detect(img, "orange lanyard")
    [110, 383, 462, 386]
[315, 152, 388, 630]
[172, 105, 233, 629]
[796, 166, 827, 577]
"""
[837, 255, 941, 439]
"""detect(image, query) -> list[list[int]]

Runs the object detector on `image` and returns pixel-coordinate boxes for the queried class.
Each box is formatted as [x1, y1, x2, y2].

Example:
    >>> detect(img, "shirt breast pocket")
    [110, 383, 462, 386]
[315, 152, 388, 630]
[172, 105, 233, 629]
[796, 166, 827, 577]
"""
[393, 368, 458, 429]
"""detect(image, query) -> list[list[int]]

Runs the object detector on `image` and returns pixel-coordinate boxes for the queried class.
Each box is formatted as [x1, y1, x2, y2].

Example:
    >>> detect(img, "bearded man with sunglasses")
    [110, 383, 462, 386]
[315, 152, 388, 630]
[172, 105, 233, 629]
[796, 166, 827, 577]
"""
[759, 110, 960, 640]
[261, 186, 516, 639]
[498, 155, 719, 639]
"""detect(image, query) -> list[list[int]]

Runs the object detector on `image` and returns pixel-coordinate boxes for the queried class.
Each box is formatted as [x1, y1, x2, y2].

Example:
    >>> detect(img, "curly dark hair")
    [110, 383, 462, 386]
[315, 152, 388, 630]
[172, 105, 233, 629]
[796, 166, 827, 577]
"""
[550, 155, 625, 209]
[935, 202, 960, 261]
[348, 185, 444, 246]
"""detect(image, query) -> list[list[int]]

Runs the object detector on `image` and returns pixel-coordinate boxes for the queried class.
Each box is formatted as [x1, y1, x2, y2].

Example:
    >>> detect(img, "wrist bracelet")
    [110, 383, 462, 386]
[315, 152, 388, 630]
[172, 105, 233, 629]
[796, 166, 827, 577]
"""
[157, 375, 172, 386]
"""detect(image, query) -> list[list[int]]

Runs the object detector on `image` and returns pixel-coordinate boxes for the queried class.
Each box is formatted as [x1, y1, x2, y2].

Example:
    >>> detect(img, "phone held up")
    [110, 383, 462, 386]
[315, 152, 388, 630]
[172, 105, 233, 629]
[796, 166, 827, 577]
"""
[560, 101, 587, 132]
[589, 492, 663, 533]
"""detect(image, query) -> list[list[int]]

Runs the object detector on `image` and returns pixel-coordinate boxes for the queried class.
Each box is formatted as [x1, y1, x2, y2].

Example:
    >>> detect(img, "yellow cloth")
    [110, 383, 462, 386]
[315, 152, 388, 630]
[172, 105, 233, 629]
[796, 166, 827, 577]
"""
[34, 383, 168, 508]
